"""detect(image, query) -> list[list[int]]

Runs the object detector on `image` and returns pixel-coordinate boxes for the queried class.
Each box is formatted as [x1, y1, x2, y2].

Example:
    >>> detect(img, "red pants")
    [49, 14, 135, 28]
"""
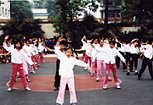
[9, 63, 28, 88]
[84, 54, 91, 67]
[103, 63, 120, 86]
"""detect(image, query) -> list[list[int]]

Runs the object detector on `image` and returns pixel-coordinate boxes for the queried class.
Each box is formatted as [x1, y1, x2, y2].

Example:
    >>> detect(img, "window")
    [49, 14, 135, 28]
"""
[0, 7, 1, 16]
[2, 7, 4, 16]
[5, 9, 7, 16]
[8, 10, 10, 17]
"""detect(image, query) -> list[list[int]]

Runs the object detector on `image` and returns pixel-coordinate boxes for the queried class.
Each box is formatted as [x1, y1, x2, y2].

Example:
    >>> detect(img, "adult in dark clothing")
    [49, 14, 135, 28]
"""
[54, 59, 60, 90]
[138, 41, 153, 80]
[53, 38, 68, 91]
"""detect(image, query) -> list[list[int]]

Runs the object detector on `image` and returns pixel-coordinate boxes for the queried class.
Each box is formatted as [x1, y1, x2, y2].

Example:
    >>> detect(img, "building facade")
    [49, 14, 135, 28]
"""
[32, 8, 48, 20]
[77, 0, 122, 22]
[100, 0, 122, 18]
[0, 0, 10, 20]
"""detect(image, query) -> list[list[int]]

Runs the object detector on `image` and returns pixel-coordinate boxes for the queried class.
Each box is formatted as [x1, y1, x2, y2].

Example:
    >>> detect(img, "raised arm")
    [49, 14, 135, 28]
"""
[3, 35, 12, 52]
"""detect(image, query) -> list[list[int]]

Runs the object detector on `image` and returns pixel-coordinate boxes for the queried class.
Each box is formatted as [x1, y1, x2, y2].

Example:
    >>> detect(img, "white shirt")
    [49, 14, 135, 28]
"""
[23, 44, 32, 57]
[81, 39, 88, 50]
[123, 43, 131, 53]
[3, 43, 34, 65]
[90, 43, 98, 61]
[117, 43, 125, 53]
[104, 47, 126, 64]
[94, 44, 107, 61]
[130, 44, 140, 54]
[38, 42, 45, 53]
[54, 46, 88, 78]
[143, 44, 153, 59]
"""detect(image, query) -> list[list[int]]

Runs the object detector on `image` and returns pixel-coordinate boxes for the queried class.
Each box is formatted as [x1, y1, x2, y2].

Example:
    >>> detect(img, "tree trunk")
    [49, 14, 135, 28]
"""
[104, 0, 109, 36]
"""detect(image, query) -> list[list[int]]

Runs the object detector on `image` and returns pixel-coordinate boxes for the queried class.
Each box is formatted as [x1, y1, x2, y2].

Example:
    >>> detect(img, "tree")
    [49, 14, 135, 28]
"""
[10, 0, 33, 22]
[32, 0, 47, 8]
[32, 0, 60, 18]
[54, 0, 100, 34]
[121, 0, 153, 37]
[0, 0, 44, 40]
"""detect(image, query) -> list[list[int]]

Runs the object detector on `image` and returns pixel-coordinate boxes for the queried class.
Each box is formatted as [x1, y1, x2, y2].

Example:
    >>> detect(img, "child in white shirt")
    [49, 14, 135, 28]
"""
[3, 35, 34, 92]
[54, 40, 88, 105]
[103, 40, 126, 90]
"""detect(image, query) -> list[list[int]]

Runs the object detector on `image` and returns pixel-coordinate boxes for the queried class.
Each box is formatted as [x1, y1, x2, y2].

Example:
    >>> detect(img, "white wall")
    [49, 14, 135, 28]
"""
[40, 23, 57, 39]
[0, 0, 10, 19]
[121, 27, 140, 33]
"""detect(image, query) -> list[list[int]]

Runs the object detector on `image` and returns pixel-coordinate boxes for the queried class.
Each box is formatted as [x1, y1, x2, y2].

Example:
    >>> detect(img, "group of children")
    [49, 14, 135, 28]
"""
[81, 35, 153, 83]
[81, 36, 125, 89]
[0, 46, 11, 63]
[3, 35, 46, 92]
[2, 34, 153, 105]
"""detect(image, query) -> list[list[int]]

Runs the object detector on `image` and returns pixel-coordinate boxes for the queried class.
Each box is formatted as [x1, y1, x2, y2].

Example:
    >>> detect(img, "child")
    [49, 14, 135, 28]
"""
[89, 37, 99, 76]
[3, 35, 34, 92]
[103, 40, 126, 90]
[81, 36, 92, 70]
[46, 37, 69, 91]
[93, 38, 106, 82]
[138, 40, 153, 80]
[128, 41, 140, 75]
[23, 39, 35, 74]
[54, 39, 89, 105]
[38, 38, 46, 63]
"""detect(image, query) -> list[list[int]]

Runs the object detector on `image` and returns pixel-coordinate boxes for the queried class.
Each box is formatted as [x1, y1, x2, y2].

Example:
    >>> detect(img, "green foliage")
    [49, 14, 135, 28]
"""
[10, 0, 33, 21]
[32, 0, 61, 18]
[0, 0, 44, 39]
[121, 0, 153, 36]
[53, 0, 100, 34]
[32, 0, 47, 8]
[0, 19, 44, 39]
[121, 0, 153, 23]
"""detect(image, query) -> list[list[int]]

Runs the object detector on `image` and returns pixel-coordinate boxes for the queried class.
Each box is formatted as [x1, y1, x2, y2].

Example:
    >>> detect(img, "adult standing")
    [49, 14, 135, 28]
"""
[138, 40, 153, 80]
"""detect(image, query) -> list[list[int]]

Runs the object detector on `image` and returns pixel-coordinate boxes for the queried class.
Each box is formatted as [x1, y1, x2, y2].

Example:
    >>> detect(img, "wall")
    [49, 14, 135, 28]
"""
[0, 0, 10, 20]
[121, 27, 140, 34]
[40, 23, 58, 39]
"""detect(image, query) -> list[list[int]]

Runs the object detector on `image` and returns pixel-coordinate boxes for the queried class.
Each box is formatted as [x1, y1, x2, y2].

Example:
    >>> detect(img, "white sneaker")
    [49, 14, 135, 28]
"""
[7, 88, 12, 92]
[30, 71, 35, 74]
[90, 73, 93, 77]
[96, 78, 100, 82]
[108, 77, 112, 81]
[84, 67, 87, 71]
[6, 82, 10, 87]
[116, 85, 121, 89]
[25, 87, 31, 91]
[26, 77, 31, 82]
[103, 85, 108, 90]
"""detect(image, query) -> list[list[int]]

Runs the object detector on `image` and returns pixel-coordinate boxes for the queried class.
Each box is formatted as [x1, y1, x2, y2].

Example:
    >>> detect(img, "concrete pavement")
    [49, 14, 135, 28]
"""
[0, 58, 153, 105]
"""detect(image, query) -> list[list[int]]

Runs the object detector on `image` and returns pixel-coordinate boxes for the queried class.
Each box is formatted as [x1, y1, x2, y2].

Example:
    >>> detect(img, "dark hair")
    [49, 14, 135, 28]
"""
[91, 36, 99, 44]
[13, 38, 23, 50]
[64, 45, 74, 56]
[109, 40, 116, 45]
[64, 45, 73, 51]
[148, 40, 153, 44]
[59, 40, 68, 47]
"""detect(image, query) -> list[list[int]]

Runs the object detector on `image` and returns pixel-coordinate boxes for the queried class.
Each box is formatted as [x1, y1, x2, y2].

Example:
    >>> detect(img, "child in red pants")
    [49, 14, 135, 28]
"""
[3, 35, 34, 92]
[103, 40, 126, 90]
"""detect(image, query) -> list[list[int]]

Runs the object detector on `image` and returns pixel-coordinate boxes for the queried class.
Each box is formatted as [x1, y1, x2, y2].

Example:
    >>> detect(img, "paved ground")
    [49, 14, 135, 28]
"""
[0, 56, 153, 105]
